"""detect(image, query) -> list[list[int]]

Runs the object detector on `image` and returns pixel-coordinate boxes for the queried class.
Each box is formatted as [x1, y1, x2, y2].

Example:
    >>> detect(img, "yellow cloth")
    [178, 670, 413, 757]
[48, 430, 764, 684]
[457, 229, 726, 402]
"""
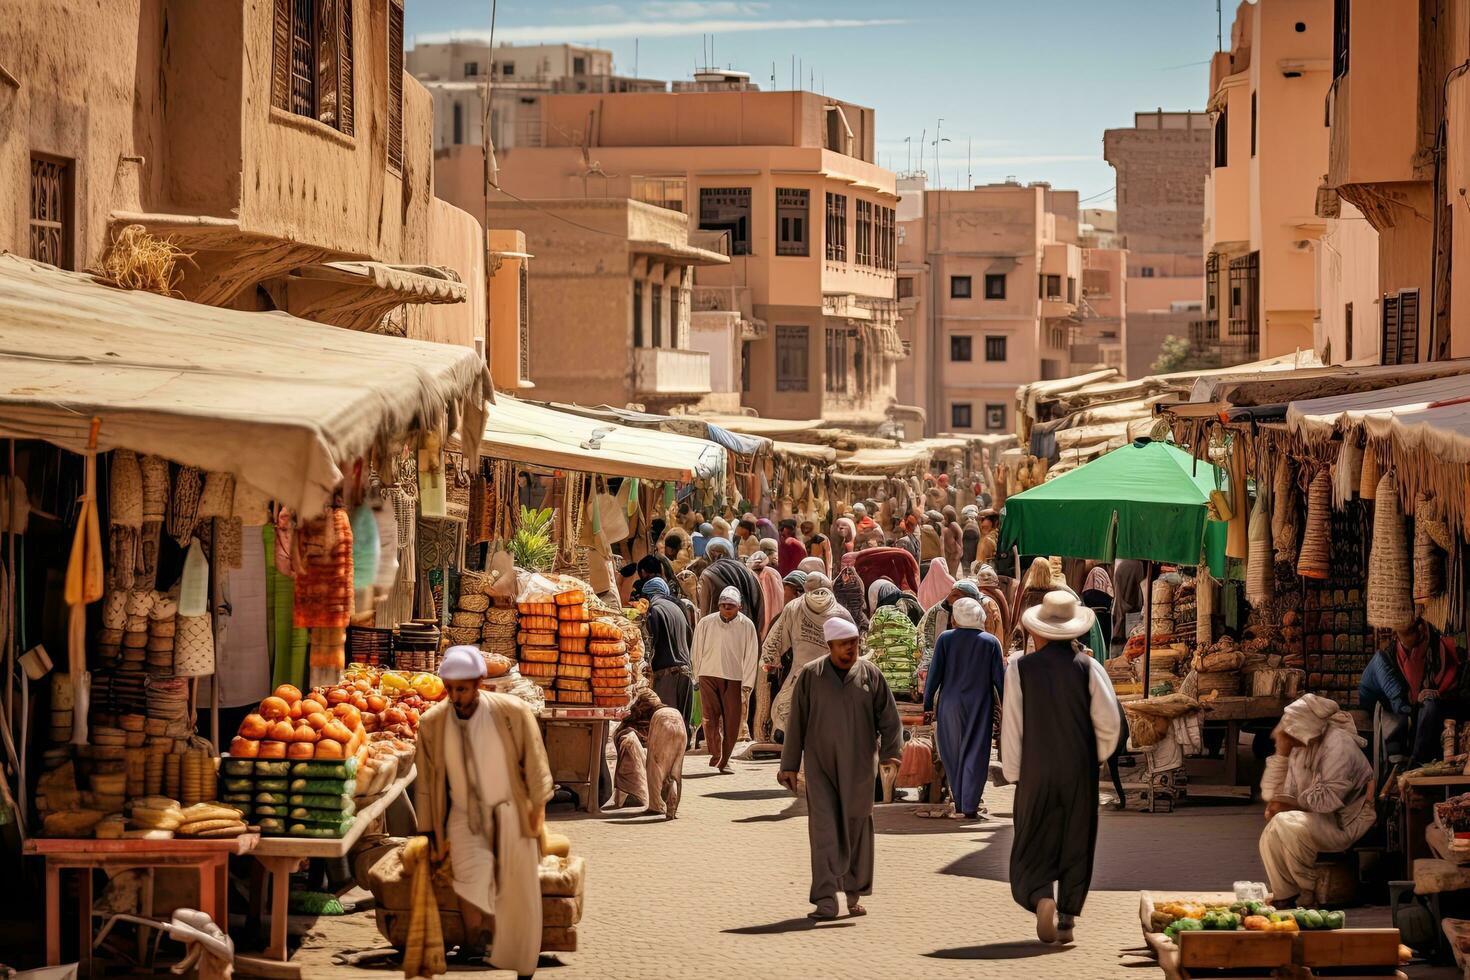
[401, 836, 447, 979]
[65, 452, 103, 744]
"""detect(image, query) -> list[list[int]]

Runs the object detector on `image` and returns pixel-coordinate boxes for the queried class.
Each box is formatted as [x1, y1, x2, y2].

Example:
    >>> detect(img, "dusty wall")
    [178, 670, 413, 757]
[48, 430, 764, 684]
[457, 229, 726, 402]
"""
[1316, 200, 1380, 362]
[1103, 112, 1210, 256]
[413, 197, 486, 350]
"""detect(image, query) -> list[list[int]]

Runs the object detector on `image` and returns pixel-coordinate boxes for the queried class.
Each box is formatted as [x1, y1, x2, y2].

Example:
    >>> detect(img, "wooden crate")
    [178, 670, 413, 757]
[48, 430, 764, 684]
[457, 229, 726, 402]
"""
[1296, 928, 1400, 969]
[1178, 930, 1293, 974]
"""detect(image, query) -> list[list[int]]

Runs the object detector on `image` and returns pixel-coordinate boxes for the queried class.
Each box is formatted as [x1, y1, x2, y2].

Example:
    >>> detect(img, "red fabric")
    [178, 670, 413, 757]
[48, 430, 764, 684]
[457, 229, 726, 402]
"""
[852, 547, 921, 596]
[778, 535, 808, 576]
[1398, 635, 1461, 698]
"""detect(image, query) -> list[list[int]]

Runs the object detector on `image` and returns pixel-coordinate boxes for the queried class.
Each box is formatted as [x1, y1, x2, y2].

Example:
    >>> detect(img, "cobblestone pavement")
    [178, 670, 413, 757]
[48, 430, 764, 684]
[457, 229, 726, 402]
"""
[291, 750, 1454, 979]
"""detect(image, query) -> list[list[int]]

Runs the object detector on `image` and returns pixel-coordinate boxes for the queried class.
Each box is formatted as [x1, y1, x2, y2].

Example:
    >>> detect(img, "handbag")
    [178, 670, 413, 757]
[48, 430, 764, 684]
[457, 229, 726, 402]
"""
[173, 613, 215, 677]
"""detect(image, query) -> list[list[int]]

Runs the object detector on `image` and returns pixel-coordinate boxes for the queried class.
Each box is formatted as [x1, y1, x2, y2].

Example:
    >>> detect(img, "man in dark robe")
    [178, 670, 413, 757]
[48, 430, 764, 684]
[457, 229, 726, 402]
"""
[922, 597, 1005, 819]
[778, 617, 902, 920]
[641, 577, 695, 738]
[1002, 590, 1121, 944]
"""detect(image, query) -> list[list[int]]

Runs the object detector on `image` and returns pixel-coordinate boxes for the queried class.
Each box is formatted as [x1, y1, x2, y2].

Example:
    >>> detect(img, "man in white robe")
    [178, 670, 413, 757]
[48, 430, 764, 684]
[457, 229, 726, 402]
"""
[691, 586, 759, 773]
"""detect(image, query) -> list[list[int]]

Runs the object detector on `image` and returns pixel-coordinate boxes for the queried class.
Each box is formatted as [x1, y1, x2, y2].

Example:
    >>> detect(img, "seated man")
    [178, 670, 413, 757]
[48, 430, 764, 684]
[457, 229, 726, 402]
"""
[1359, 616, 1464, 764]
[1259, 694, 1375, 907]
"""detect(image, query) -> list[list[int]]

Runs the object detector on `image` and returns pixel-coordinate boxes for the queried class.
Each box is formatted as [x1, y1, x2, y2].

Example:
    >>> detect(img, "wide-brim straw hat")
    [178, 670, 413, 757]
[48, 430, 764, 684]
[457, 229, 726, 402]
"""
[1020, 589, 1096, 642]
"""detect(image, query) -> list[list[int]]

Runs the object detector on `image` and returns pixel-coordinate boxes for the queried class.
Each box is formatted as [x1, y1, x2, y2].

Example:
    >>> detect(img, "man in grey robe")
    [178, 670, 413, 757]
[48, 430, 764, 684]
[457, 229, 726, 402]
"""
[778, 616, 903, 920]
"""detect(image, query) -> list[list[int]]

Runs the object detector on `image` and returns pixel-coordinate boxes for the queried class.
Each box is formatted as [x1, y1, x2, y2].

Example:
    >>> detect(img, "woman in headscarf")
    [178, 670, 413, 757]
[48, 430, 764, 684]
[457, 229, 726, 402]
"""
[692, 522, 714, 558]
[1258, 694, 1374, 905]
[917, 555, 958, 610]
[831, 516, 856, 558]
[801, 518, 832, 575]
[831, 552, 868, 632]
[870, 579, 924, 626]
[755, 517, 778, 542]
[942, 505, 964, 577]
[762, 582, 855, 737]
[960, 506, 981, 570]
[613, 688, 688, 818]
[971, 563, 1012, 647]
[895, 513, 921, 563]
[923, 597, 1005, 820]
[758, 537, 780, 563]
[747, 551, 787, 638]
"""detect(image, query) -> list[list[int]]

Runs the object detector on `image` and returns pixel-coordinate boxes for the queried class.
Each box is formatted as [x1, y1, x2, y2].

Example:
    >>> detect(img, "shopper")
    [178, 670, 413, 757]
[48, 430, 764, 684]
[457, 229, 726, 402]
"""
[416, 646, 550, 975]
[1002, 591, 1121, 945]
[803, 519, 833, 575]
[641, 577, 695, 738]
[763, 579, 855, 738]
[692, 586, 759, 773]
[778, 519, 808, 575]
[778, 617, 903, 920]
[923, 598, 1005, 820]
[612, 688, 687, 818]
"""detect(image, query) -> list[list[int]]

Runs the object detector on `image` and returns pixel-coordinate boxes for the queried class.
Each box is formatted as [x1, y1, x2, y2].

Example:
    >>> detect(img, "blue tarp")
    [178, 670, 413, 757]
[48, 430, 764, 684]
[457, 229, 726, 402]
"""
[541, 401, 771, 458]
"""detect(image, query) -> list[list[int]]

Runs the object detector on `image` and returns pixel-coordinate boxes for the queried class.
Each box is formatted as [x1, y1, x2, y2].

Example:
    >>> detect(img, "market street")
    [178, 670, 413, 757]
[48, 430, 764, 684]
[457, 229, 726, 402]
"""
[292, 751, 1454, 980]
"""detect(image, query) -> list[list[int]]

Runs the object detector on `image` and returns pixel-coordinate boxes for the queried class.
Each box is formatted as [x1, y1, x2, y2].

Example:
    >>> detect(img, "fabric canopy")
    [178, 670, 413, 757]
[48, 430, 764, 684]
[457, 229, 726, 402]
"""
[999, 439, 1222, 565]
[482, 396, 726, 482]
[1287, 372, 1470, 464]
[836, 445, 932, 474]
[0, 254, 488, 516]
[543, 401, 770, 458]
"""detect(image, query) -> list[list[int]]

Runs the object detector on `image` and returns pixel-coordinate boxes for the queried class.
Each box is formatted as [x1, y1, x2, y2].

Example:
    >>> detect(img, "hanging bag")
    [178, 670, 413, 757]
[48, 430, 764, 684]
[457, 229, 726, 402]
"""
[178, 537, 210, 617]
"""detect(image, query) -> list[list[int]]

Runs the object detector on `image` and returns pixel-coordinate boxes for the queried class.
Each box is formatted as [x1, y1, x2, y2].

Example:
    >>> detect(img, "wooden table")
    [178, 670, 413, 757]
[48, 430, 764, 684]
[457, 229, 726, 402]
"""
[1401, 773, 1470, 875]
[1203, 695, 1288, 787]
[27, 833, 258, 974]
[538, 707, 626, 816]
[248, 766, 416, 972]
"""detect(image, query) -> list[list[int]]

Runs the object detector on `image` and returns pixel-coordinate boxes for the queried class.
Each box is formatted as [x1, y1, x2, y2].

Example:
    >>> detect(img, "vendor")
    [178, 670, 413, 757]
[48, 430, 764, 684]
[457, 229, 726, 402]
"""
[416, 646, 551, 975]
[1359, 616, 1466, 765]
[1258, 694, 1375, 907]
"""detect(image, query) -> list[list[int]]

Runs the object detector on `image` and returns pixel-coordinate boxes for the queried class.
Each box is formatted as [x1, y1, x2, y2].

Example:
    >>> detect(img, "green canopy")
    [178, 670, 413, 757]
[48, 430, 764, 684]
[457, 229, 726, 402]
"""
[998, 439, 1221, 566]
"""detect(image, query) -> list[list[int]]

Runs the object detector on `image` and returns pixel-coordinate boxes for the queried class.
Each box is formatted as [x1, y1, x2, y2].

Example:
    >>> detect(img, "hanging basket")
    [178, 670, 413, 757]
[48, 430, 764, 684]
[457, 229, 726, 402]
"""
[1271, 456, 1299, 563]
[1367, 472, 1414, 629]
[1245, 483, 1274, 605]
[1414, 493, 1448, 602]
[1360, 445, 1381, 500]
[1333, 439, 1362, 510]
[1297, 469, 1333, 580]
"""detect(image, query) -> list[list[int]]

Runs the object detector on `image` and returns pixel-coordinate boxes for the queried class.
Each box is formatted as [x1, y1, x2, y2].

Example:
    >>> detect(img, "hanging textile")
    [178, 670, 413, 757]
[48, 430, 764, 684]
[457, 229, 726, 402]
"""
[264, 524, 309, 692]
[65, 451, 104, 744]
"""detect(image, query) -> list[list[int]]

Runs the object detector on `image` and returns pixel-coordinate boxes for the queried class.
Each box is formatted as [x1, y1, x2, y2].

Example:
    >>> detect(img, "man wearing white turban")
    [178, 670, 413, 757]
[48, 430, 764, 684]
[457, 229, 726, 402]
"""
[778, 616, 903, 920]
[691, 586, 759, 773]
[1257, 694, 1375, 905]
[416, 646, 551, 975]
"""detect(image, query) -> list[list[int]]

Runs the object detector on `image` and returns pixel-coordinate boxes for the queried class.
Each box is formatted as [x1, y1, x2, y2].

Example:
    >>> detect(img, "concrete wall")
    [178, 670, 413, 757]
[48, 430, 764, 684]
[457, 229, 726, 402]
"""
[1103, 111, 1211, 256]
[415, 197, 487, 349]
[1316, 200, 1381, 363]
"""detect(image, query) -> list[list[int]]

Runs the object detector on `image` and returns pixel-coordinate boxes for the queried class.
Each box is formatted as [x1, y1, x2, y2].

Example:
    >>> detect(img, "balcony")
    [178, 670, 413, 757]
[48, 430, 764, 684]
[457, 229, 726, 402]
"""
[1041, 296, 1077, 319]
[692, 284, 765, 340]
[634, 348, 712, 397]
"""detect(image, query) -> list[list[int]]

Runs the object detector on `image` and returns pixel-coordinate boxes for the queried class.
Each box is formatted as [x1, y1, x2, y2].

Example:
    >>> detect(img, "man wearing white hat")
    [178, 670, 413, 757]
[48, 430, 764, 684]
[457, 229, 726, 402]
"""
[778, 616, 903, 920]
[415, 646, 552, 976]
[1002, 592, 1121, 946]
[692, 586, 760, 774]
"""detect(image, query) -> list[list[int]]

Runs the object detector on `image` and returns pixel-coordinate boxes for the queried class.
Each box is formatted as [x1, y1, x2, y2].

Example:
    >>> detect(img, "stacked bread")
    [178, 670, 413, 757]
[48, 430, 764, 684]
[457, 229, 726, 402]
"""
[516, 600, 560, 694]
[588, 619, 632, 708]
[553, 588, 593, 705]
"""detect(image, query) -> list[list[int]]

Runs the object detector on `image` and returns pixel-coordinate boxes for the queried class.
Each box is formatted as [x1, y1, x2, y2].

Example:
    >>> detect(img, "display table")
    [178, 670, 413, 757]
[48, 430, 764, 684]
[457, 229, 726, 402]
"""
[26, 833, 259, 974]
[538, 706, 627, 816]
[1401, 773, 1470, 876]
[1203, 694, 1288, 787]
[247, 766, 416, 972]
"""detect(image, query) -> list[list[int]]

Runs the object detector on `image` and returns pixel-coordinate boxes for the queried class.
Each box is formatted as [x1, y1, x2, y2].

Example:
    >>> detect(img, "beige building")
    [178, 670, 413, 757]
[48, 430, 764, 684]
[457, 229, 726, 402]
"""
[484, 198, 739, 413]
[436, 88, 904, 428]
[897, 180, 1095, 437]
[1103, 110, 1211, 375]
[1202, 0, 1332, 363]
[3, 0, 486, 350]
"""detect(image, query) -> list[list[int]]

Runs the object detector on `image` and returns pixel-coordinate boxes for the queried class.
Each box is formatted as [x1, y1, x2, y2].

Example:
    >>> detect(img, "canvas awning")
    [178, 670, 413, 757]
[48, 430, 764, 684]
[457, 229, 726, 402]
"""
[693, 414, 826, 438]
[481, 395, 726, 482]
[836, 445, 932, 475]
[1287, 373, 1470, 464]
[772, 441, 838, 464]
[0, 254, 488, 516]
[542, 402, 770, 457]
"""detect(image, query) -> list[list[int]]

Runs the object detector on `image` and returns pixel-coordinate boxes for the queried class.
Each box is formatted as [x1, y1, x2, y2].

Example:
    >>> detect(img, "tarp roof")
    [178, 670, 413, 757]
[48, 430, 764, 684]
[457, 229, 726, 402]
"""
[482, 395, 726, 482]
[540, 401, 769, 457]
[771, 440, 838, 464]
[835, 445, 932, 474]
[692, 414, 826, 438]
[1053, 351, 1316, 412]
[1188, 358, 1470, 408]
[0, 254, 487, 516]
[1000, 439, 1222, 565]
[1287, 373, 1470, 464]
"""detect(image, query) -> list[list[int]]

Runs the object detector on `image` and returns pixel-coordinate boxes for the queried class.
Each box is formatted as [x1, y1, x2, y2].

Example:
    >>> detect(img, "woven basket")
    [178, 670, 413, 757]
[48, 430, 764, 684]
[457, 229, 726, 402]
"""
[1360, 445, 1381, 500]
[110, 450, 144, 528]
[1196, 671, 1242, 697]
[196, 472, 235, 520]
[1367, 472, 1414, 628]
[1271, 456, 1299, 563]
[1245, 483, 1274, 605]
[1415, 493, 1448, 602]
[1297, 469, 1332, 579]
[442, 626, 482, 647]
[457, 592, 490, 613]
[168, 466, 202, 544]
[140, 456, 170, 522]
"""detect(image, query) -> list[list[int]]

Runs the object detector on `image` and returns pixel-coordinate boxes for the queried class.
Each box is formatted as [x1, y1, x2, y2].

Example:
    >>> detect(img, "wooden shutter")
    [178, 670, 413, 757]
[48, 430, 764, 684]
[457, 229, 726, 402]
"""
[1397, 288, 1420, 364]
[387, 0, 404, 173]
[271, 0, 291, 110]
[338, 0, 353, 135]
[1380, 292, 1400, 365]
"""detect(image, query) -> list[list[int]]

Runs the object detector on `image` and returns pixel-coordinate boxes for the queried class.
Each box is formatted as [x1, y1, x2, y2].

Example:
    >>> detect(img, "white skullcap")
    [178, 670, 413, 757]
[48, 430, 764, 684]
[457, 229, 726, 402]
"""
[823, 616, 860, 643]
[798, 556, 826, 574]
[718, 586, 742, 606]
[851, 502, 868, 516]
[438, 645, 486, 681]
[951, 597, 984, 629]
[804, 572, 832, 592]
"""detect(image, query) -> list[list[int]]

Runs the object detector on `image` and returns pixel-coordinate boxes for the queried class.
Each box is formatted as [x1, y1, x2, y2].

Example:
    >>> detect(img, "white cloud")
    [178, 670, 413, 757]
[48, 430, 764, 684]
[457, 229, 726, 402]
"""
[417, 16, 902, 45]
[640, 1, 771, 18]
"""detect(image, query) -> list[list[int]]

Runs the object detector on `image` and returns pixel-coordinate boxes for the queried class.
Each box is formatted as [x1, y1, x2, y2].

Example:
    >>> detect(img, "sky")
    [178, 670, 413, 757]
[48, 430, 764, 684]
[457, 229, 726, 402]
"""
[406, 0, 1225, 208]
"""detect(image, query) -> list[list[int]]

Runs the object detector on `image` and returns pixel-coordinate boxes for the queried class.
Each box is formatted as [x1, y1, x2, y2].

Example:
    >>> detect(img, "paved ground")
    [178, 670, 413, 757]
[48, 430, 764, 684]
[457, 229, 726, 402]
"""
[285, 749, 1456, 980]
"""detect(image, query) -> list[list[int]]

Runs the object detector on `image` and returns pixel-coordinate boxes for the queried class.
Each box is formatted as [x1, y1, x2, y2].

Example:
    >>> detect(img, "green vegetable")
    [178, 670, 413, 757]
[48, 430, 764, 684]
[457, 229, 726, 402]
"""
[1304, 910, 1324, 930]
[1324, 910, 1344, 930]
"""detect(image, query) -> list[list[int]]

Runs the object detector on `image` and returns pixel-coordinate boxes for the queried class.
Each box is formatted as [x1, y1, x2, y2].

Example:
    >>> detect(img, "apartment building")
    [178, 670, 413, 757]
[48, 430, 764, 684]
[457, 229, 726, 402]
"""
[484, 198, 738, 413]
[1202, 0, 1332, 363]
[3, 0, 488, 352]
[437, 88, 904, 429]
[897, 181, 1089, 438]
[1320, 0, 1470, 363]
[1103, 110, 1211, 375]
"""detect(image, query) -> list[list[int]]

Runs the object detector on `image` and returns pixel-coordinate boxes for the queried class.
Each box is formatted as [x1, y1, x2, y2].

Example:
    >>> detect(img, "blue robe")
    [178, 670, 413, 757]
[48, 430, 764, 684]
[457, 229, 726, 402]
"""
[922, 627, 1005, 815]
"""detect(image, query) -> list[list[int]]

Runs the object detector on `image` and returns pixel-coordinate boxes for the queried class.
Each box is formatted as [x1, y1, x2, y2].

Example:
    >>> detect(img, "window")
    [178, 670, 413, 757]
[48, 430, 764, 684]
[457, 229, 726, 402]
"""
[1067, 276, 1076, 304]
[1344, 302, 1354, 361]
[985, 404, 1006, 431]
[776, 188, 809, 256]
[501, 61, 515, 77]
[824, 329, 851, 393]
[984, 273, 1006, 300]
[632, 280, 645, 347]
[878, 206, 896, 270]
[1250, 91, 1257, 157]
[631, 176, 686, 213]
[1381, 288, 1420, 365]
[824, 193, 847, 261]
[271, 0, 355, 136]
[1332, 0, 1349, 78]
[740, 341, 752, 393]
[573, 56, 587, 74]
[985, 335, 1007, 362]
[1213, 106, 1228, 168]
[452, 102, 463, 144]
[949, 335, 972, 362]
[651, 283, 664, 348]
[464, 61, 479, 76]
[1044, 274, 1061, 299]
[29, 154, 73, 270]
[897, 276, 914, 299]
[951, 402, 973, 429]
[950, 275, 972, 299]
[387, 1, 403, 171]
[1140, 266, 1156, 278]
[700, 187, 751, 255]
[670, 287, 683, 346]
[855, 199, 873, 266]
[776, 326, 809, 391]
